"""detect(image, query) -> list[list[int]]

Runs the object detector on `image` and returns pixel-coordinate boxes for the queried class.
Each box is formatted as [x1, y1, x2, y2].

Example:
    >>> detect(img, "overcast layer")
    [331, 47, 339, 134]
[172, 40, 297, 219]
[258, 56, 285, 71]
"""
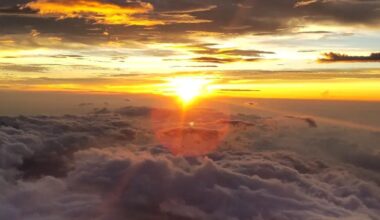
[1, 106, 380, 219]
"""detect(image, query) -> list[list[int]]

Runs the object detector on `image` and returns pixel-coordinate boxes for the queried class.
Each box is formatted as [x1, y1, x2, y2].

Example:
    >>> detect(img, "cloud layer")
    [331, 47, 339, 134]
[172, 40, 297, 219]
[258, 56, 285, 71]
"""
[2, 0, 380, 44]
[1, 0, 380, 85]
[1, 106, 380, 219]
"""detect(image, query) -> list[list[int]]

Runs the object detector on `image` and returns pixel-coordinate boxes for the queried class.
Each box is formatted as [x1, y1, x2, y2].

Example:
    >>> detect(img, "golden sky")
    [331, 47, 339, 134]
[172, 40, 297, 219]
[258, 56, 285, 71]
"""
[1, 0, 380, 101]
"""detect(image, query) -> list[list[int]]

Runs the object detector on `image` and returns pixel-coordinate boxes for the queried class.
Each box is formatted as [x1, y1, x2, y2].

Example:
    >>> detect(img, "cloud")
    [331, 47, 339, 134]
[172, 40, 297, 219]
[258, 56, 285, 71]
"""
[0, 113, 138, 173]
[218, 89, 261, 92]
[78, 102, 94, 107]
[25, 0, 155, 25]
[187, 44, 274, 57]
[3, 146, 380, 219]
[220, 49, 274, 57]
[319, 52, 380, 63]
[0, 63, 49, 73]
[171, 65, 219, 68]
[183, 44, 274, 63]
[64, 148, 380, 220]
[115, 106, 170, 117]
[157, 127, 222, 156]
[164, 43, 272, 64]
[1, 106, 380, 219]
[1, 0, 380, 49]
[286, 116, 318, 128]
[24, 0, 210, 26]
[217, 119, 256, 128]
[294, 0, 319, 8]
[192, 56, 261, 64]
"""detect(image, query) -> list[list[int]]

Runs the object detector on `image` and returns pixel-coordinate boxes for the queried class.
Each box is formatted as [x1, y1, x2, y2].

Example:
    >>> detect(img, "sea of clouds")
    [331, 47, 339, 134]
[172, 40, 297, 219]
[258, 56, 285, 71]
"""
[1, 106, 380, 220]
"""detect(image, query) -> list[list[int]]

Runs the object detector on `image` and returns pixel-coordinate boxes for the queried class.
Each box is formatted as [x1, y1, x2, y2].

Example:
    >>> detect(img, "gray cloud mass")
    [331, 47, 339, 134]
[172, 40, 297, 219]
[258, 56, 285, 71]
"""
[1, 106, 380, 219]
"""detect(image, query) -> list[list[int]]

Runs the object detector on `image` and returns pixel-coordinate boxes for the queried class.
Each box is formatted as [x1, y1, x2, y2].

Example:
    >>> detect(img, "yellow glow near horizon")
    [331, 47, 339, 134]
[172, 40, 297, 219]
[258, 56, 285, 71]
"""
[168, 77, 211, 105]
[2, 78, 380, 102]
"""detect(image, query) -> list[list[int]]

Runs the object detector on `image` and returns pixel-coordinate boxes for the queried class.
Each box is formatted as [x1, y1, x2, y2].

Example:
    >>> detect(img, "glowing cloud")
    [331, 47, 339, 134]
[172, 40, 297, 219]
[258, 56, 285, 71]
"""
[25, 0, 158, 25]
[25, 0, 209, 26]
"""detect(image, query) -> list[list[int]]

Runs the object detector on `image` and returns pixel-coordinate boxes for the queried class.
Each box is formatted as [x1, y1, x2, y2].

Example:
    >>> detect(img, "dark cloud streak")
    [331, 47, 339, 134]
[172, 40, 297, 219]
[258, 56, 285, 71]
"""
[319, 52, 380, 63]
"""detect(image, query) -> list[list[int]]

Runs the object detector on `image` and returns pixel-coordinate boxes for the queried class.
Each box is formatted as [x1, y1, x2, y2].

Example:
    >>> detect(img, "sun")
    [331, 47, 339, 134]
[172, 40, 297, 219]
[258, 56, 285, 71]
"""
[168, 77, 211, 105]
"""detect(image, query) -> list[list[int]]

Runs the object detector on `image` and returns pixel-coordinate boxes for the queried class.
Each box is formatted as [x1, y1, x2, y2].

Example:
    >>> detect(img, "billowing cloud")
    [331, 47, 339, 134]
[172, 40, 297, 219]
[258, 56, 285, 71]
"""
[319, 52, 380, 63]
[1, 106, 380, 219]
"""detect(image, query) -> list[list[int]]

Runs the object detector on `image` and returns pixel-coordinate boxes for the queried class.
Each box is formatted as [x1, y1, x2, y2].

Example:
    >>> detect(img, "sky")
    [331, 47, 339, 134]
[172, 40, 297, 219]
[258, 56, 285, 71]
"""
[2, 1, 380, 220]
[1, 0, 380, 101]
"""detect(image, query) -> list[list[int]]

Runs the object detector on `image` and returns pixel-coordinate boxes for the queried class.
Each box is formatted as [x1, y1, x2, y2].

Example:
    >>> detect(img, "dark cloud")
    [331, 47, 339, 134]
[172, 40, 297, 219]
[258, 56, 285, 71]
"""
[1, 0, 380, 47]
[286, 116, 318, 128]
[0, 0, 30, 7]
[319, 52, 380, 63]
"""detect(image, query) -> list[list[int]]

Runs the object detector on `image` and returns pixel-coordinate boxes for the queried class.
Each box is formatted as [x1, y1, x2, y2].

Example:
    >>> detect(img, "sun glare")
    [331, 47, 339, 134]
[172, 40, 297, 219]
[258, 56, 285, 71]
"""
[168, 77, 211, 105]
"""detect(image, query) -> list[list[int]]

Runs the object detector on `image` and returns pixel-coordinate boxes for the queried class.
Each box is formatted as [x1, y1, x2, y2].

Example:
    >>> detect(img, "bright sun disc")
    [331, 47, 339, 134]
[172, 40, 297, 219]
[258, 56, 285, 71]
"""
[168, 77, 210, 104]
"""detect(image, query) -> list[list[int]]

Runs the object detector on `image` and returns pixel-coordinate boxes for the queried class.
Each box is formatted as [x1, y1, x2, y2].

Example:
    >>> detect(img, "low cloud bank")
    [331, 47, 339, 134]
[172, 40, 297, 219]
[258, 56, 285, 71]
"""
[1, 106, 380, 219]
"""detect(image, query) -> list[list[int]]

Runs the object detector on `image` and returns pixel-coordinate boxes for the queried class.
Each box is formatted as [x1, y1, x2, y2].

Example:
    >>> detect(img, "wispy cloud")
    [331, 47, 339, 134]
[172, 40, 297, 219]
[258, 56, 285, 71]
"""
[191, 56, 261, 64]
[0, 63, 49, 73]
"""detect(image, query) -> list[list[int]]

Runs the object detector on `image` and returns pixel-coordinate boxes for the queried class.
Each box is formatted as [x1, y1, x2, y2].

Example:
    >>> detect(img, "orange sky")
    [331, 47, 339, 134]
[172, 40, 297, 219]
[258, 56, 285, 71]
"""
[1, 0, 380, 101]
